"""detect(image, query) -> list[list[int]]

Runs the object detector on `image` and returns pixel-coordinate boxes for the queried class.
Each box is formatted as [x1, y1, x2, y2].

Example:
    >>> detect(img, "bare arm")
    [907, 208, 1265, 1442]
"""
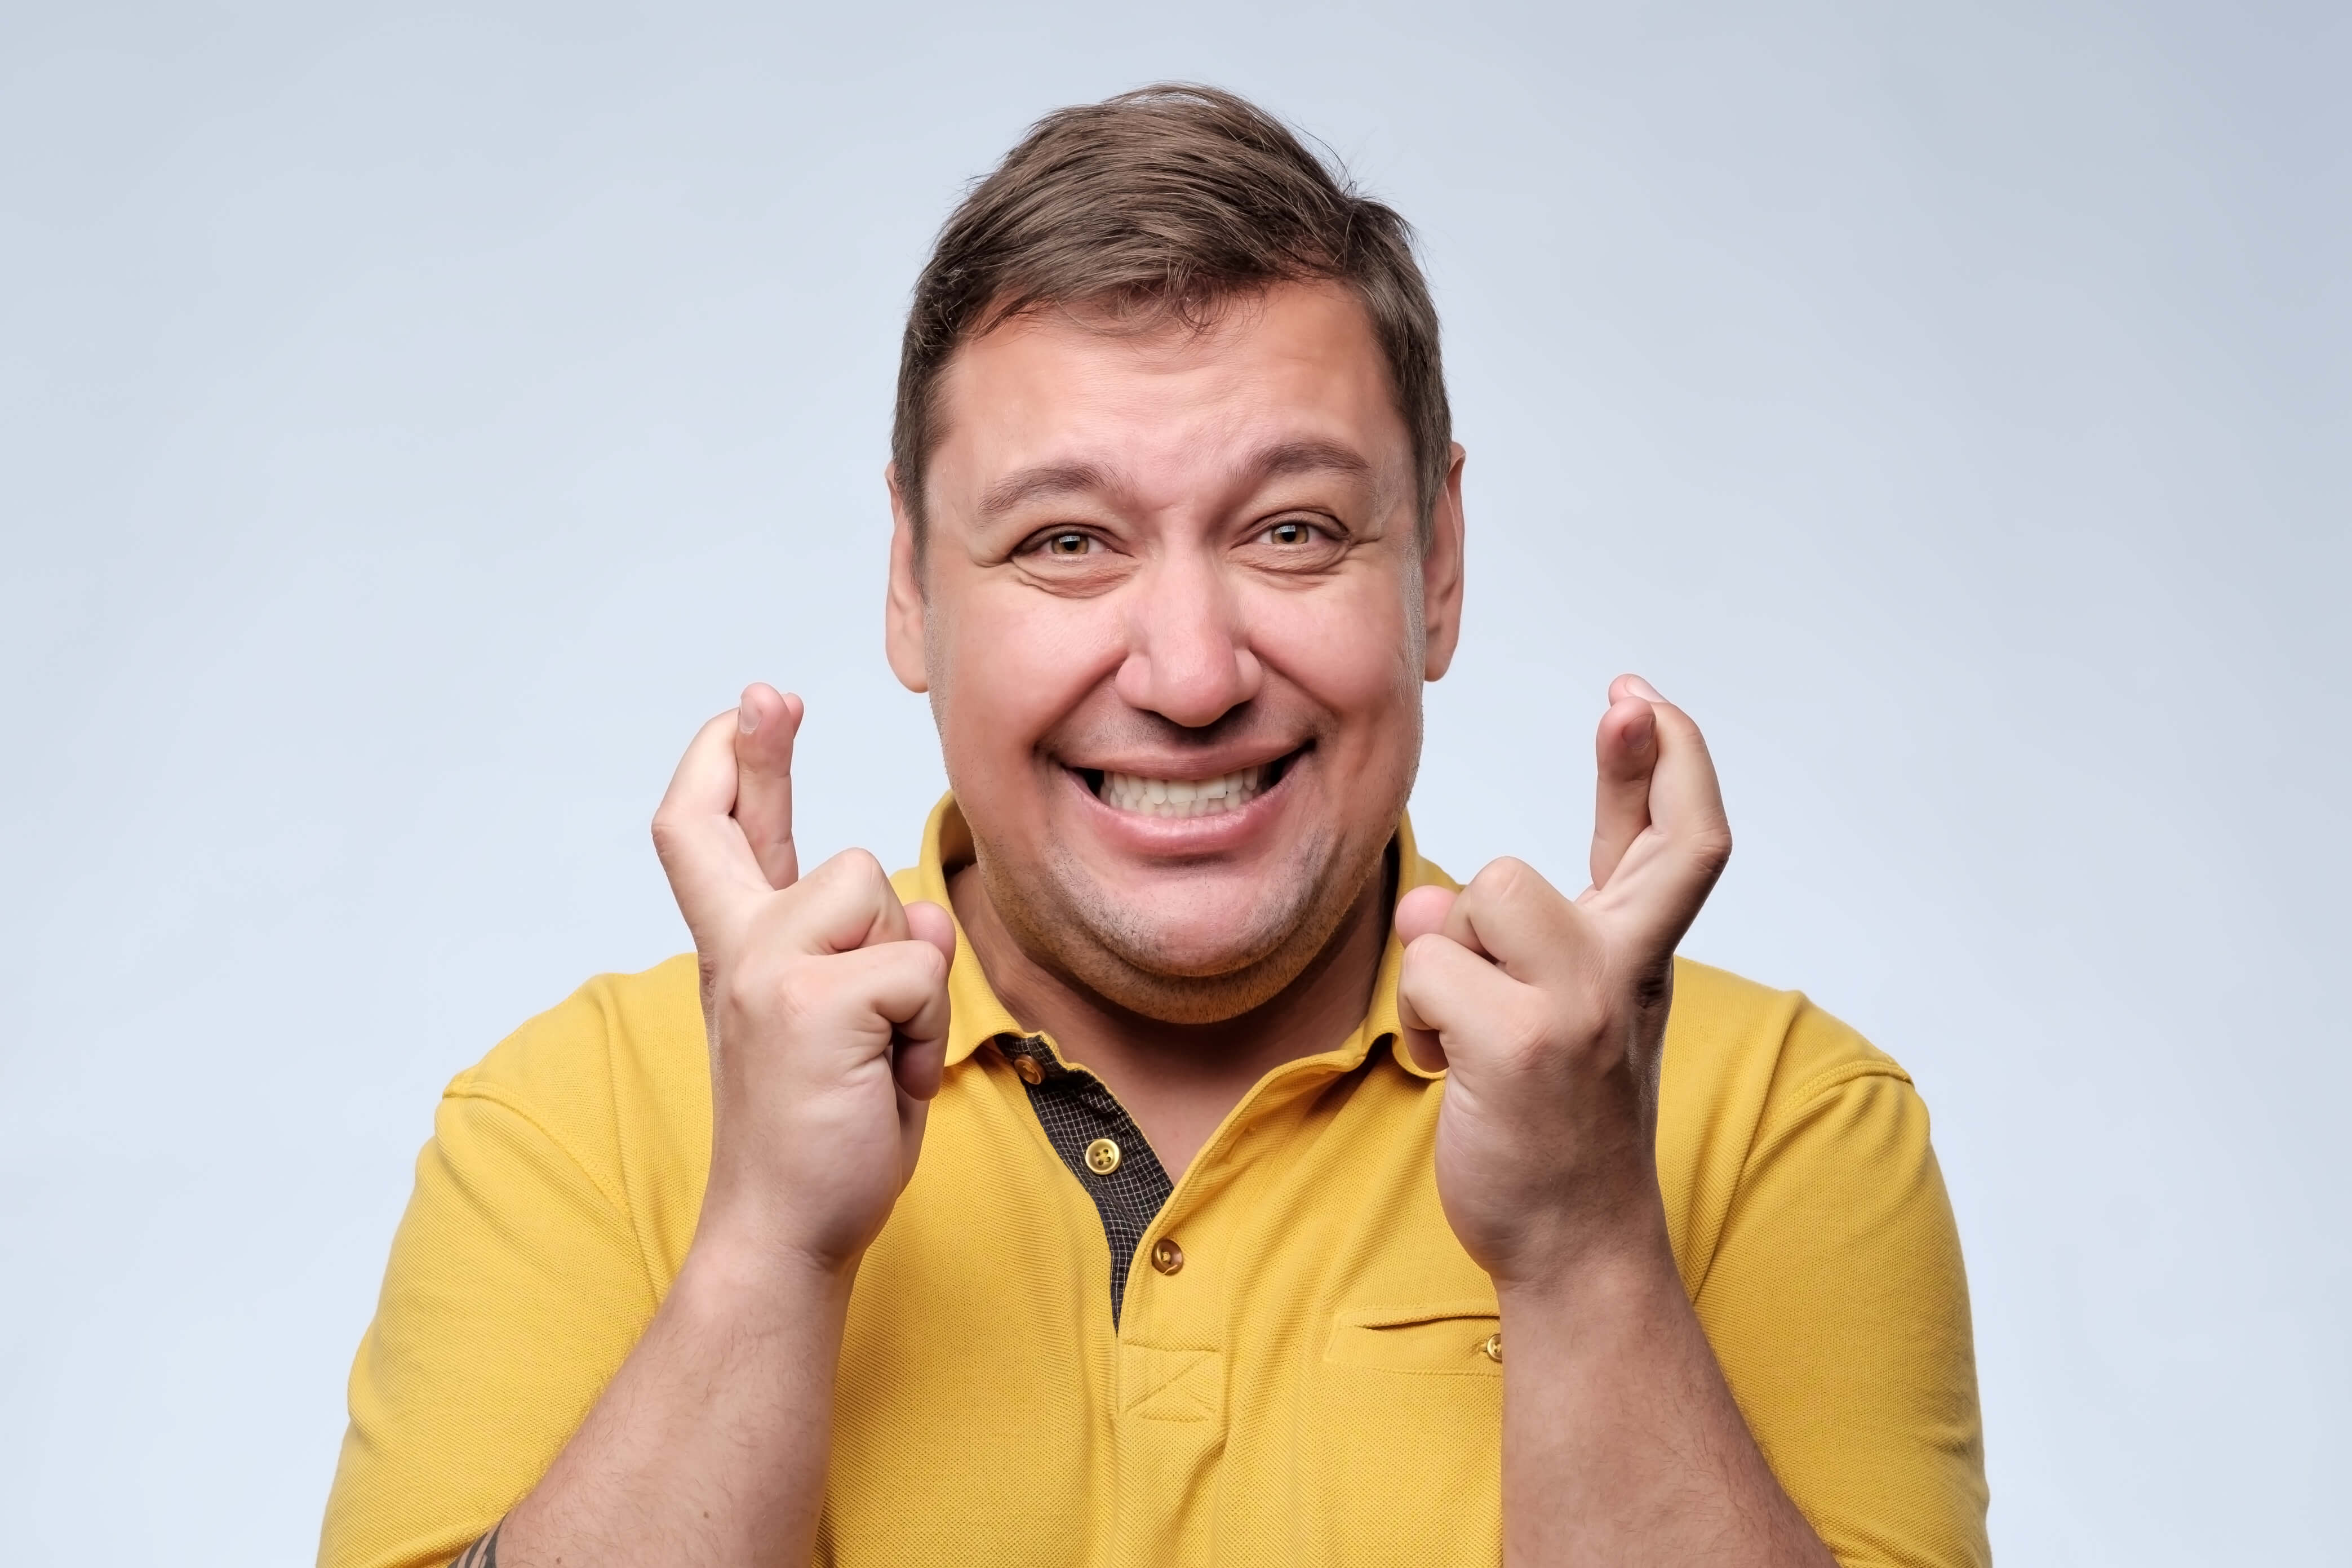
[475, 1244, 849, 1564]
[1398, 677, 1832, 1566]
[473, 687, 954, 1567]
[1494, 1252, 1830, 1564]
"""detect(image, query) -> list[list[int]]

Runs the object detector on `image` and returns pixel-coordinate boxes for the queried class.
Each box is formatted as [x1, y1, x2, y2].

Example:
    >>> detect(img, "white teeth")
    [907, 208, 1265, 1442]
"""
[1099, 763, 1272, 819]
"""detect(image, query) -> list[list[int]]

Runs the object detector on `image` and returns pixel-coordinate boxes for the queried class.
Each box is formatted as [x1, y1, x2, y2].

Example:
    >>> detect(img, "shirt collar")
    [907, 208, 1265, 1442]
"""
[908, 792, 1456, 1080]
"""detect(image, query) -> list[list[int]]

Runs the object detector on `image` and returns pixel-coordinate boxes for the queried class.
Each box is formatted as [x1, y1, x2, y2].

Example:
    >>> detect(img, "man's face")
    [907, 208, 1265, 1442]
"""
[886, 281, 1465, 1022]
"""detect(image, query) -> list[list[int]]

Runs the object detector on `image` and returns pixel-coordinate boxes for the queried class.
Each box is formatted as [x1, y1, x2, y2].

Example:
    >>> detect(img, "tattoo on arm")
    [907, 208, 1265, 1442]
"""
[451, 1520, 502, 1568]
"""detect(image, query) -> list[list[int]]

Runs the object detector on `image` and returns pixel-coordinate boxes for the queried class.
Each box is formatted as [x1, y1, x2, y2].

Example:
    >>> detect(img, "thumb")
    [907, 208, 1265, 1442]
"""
[1392, 885, 1459, 1073]
[890, 900, 958, 1108]
[904, 900, 958, 968]
[1394, 884, 1457, 948]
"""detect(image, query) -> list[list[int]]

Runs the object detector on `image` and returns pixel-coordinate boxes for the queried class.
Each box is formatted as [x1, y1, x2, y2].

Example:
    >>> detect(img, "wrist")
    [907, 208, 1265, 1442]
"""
[1489, 1205, 1681, 1320]
[676, 1215, 863, 1323]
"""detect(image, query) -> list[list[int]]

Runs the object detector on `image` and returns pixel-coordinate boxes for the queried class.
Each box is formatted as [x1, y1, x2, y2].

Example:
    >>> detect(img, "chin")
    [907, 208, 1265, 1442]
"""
[1095, 898, 1301, 981]
[1025, 835, 1374, 1024]
[1059, 833, 1332, 963]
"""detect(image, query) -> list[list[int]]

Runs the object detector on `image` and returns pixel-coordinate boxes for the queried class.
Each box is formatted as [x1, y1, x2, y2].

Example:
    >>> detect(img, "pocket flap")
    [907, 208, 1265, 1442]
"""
[1324, 1300, 1502, 1374]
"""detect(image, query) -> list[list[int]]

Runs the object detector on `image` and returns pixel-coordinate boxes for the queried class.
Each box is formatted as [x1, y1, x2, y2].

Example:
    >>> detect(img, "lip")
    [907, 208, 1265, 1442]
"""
[1058, 743, 1309, 856]
[1058, 739, 1304, 782]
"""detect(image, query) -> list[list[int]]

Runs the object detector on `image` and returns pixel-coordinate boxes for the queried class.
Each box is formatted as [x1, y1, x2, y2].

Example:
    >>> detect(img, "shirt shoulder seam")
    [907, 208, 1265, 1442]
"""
[584, 974, 671, 1304]
[1746, 1058, 1918, 1163]
[441, 1075, 634, 1219]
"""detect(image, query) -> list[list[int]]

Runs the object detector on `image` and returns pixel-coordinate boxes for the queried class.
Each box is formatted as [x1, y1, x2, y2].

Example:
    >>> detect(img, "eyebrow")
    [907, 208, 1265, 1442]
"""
[978, 462, 1114, 520]
[1249, 438, 1377, 487]
[975, 439, 1378, 522]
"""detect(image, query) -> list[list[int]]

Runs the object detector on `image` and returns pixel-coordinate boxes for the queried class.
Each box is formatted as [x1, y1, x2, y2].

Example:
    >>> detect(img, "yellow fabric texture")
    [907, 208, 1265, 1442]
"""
[321, 800, 1989, 1568]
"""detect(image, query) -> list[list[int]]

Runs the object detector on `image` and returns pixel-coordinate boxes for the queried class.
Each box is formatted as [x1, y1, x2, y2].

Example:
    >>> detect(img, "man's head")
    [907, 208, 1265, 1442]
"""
[884, 85, 1466, 1024]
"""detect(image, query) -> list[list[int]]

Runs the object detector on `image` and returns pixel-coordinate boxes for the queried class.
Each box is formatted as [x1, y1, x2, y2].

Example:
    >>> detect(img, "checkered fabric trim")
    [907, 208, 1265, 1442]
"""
[997, 1034, 1175, 1326]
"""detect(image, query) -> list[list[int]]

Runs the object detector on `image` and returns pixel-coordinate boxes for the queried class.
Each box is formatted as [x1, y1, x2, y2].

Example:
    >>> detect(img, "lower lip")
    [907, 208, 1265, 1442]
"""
[1062, 753, 1304, 854]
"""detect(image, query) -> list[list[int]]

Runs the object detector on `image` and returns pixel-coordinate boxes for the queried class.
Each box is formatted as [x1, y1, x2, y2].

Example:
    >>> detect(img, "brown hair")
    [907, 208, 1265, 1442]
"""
[891, 83, 1450, 543]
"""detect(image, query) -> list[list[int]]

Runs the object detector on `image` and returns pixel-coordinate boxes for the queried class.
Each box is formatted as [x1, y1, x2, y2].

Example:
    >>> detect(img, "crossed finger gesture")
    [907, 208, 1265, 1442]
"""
[1396, 676, 1733, 1287]
[650, 685, 958, 1274]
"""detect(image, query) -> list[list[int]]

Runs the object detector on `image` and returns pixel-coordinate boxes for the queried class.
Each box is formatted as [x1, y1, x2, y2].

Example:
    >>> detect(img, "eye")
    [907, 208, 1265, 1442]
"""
[1040, 531, 1095, 557]
[1261, 519, 1320, 547]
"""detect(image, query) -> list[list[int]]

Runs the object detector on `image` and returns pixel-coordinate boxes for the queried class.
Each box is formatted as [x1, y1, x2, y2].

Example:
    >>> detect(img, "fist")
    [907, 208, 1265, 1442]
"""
[1396, 677, 1732, 1290]
[650, 685, 958, 1276]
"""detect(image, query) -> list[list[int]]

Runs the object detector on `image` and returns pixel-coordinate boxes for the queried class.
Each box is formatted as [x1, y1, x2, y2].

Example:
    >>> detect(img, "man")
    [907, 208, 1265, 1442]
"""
[322, 86, 1987, 1568]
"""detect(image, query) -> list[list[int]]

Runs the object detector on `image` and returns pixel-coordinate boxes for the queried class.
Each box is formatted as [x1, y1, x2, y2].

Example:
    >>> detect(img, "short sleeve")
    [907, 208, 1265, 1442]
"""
[317, 1081, 660, 1568]
[1692, 1041, 1991, 1568]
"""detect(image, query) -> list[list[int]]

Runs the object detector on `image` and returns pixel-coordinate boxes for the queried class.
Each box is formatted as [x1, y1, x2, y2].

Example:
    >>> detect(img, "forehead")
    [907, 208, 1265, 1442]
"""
[925, 281, 1412, 508]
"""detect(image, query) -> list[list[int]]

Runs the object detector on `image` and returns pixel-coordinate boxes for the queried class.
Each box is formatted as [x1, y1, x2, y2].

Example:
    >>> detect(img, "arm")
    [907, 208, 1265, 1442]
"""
[1492, 1245, 1830, 1564]
[1397, 676, 1833, 1566]
[474, 1240, 852, 1564]
[476, 686, 955, 1567]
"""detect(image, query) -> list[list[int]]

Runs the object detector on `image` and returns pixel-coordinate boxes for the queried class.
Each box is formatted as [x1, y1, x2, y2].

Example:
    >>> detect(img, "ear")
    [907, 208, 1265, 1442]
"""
[884, 463, 930, 694]
[1419, 443, 1467, 681]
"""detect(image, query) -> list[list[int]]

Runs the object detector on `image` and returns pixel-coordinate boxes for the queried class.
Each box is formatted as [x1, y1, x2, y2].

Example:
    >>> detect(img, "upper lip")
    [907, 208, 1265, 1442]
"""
[1059, 743, 1307, 780]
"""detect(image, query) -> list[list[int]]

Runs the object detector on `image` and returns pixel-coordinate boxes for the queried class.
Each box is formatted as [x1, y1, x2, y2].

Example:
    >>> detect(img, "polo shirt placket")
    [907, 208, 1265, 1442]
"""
[996, 1032, 1175, 1326]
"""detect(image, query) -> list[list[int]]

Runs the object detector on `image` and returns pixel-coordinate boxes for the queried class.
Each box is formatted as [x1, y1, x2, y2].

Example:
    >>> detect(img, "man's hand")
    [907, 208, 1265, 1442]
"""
[485, 687, 960, 1568]
[651, 683, 958, 1276]
[1396, 673, 1730, 1287]
[1400, 678, 1830, 1567]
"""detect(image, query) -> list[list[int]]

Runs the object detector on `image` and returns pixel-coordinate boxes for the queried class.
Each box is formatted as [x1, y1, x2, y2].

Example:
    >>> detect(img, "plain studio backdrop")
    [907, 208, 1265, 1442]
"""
[3, 2, 2344, 1562]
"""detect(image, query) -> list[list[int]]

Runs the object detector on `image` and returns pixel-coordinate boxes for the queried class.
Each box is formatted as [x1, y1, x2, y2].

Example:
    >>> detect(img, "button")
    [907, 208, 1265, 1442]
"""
[1150, 1238, 1184, 1275]
[1011, 1054, 1044, 1085]
[1084, 1137, 1122, 1175]
[1480, 1331, 1502, 1363]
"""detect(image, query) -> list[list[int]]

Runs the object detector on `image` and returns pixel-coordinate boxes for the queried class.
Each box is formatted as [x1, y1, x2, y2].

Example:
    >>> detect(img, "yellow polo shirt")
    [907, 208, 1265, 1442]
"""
[320, 801, 1989, 1568]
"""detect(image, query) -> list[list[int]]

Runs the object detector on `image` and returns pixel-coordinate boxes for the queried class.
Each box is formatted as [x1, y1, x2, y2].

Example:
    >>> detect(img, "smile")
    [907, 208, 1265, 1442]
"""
[1079, 751, 1300, 820]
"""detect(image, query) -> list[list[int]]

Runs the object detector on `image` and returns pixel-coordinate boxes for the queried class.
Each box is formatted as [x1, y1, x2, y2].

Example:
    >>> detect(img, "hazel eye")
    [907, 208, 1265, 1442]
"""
[1042, 531, 1093, 557]
[1263, 519, 1319, 546]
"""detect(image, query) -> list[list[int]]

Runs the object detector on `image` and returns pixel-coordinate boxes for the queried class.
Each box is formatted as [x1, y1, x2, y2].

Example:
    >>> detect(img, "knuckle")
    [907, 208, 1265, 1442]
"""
[1692, 824, 1734, 873]
[1632, 960, 1674, 1015]
[805, 846, 891, 901]
[1471, 856, 1522, 895]
[1475, 855, 1548, 906]
[889, 938, 948, 988]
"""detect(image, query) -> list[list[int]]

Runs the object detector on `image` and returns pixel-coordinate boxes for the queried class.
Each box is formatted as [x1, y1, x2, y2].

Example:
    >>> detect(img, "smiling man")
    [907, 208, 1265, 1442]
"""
[321, 87, 1989, 1568]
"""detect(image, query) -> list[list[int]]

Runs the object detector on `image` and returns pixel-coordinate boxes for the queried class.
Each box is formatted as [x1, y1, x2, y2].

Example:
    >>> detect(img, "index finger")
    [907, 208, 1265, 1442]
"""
[1446, 856, 1599, 992]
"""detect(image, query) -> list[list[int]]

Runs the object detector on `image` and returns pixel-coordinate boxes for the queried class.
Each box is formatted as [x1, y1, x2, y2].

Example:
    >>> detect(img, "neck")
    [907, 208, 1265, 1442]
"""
[946, 846, 1395, 1180]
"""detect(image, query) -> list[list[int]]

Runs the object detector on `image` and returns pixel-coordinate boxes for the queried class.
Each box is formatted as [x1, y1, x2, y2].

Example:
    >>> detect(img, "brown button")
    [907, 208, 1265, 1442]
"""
[1480, 1331, 1502, 1363]
[1084, 1137, 1121, 1175]
[1011, 1054, 1044, 1085]
[1150, 1237, 1184, 1275]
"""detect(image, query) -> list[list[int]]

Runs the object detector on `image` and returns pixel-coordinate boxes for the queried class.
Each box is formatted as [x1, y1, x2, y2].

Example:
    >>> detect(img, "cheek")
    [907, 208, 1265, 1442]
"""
[1249, 578, 1421, 721]
[934, 588, 1124, 762]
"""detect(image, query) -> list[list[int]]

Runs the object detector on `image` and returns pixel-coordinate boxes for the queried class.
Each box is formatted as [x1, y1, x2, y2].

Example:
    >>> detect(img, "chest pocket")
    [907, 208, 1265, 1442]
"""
[1324, 1300, 1503, 1375]
[1299, 1299, 1505, 1564]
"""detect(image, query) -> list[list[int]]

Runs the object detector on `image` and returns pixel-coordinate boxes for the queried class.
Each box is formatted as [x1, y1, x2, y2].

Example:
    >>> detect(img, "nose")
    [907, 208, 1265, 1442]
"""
[1113, 552, 1263, 728]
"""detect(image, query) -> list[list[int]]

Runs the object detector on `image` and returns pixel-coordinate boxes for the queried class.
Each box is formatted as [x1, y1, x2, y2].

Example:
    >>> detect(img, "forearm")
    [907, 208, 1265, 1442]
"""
[1497, 1240, 1834, 1568]
[487, 1234, 853, 1568]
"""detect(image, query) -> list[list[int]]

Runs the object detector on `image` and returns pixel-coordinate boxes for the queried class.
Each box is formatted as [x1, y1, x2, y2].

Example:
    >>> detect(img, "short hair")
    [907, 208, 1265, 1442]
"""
[891, 83, 1450, 545]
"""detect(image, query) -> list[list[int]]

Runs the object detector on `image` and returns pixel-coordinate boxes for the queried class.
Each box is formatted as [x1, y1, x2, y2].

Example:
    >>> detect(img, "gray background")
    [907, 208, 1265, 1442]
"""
[3, 2, 2344, 1562]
